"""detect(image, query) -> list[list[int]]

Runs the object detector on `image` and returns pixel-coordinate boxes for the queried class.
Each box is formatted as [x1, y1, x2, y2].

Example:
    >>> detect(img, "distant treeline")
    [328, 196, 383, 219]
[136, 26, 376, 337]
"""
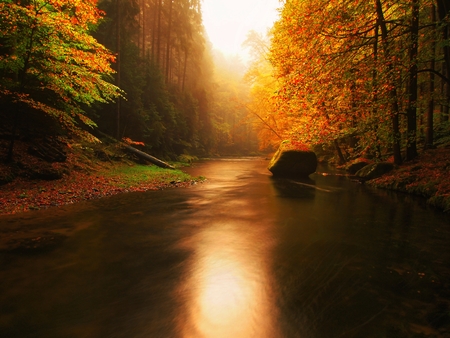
[0, 0, 258, 161]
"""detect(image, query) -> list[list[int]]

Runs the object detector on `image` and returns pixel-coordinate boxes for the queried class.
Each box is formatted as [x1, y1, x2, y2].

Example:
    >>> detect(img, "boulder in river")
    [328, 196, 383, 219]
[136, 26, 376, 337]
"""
[346, 160, 371, 174]
[355, 162, 394, 180]
[268, 144, 317, 178]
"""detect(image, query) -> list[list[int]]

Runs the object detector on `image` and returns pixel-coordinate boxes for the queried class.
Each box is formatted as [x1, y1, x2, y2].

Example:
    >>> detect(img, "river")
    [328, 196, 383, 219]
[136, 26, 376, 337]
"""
[0, 157, 449, 337]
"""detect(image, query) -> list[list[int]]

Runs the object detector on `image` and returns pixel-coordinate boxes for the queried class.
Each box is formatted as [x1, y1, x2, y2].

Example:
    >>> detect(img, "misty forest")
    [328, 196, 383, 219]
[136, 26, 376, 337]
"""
[2, 1, 450, 337]
[2, 0, 449, 164]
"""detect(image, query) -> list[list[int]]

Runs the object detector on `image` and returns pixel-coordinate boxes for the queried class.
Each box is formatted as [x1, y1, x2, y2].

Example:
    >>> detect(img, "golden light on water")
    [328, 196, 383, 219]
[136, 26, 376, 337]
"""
[179, 225, 277, 337]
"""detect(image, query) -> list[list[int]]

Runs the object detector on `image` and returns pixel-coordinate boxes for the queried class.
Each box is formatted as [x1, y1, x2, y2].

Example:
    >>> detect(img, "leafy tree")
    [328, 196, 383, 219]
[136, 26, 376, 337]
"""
[244, 31, 285, 151]
[0, 0, 121, 160]
[248, 0, 450, 163]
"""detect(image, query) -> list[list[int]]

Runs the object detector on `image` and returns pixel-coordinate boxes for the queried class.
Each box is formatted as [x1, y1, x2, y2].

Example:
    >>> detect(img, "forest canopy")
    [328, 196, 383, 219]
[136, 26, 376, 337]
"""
[2, 0, 449, 165]
[246, 0, 450, 164]
[1, 0, 258, 161]
[0, 0, 121, 160]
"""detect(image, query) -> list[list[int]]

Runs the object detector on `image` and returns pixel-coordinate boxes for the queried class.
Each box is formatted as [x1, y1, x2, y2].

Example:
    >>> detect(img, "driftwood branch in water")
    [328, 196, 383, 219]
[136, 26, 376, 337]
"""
[289, 180, 334, 192]
[123, 145, 175, 169]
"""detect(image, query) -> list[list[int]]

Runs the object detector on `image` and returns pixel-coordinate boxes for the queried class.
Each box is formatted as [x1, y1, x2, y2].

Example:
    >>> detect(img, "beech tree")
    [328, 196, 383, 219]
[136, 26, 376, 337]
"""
[243, 31, 286, 151]
[0, 0, 121, 160]
[247, 0, 449, 163]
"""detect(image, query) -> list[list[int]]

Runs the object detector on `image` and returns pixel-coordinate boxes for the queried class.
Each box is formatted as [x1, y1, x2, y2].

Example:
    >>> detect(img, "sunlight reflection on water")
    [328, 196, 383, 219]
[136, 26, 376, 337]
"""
[179, 224, 277, 338]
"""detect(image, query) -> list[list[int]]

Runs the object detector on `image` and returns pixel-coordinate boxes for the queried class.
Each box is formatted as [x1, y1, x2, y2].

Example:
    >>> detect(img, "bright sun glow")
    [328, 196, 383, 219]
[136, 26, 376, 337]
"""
[202, 0, 281, 61]
[178, 225, 277, 338]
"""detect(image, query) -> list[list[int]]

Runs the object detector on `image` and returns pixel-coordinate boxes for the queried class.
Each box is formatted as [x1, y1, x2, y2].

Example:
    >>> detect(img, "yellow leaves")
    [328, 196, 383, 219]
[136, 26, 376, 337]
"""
[0, 0, 120, 142]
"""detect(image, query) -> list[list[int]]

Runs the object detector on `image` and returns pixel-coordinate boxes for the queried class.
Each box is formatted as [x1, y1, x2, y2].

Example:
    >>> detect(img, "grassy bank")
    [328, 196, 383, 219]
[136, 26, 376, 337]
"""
[0, 163, 203, 215]
[0, 138, 205, 216]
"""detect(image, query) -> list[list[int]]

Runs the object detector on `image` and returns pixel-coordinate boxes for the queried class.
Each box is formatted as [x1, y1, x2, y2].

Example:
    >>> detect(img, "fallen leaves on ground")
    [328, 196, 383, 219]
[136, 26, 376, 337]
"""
[369, 146, 450, 212]
[0, 168, 196, 215]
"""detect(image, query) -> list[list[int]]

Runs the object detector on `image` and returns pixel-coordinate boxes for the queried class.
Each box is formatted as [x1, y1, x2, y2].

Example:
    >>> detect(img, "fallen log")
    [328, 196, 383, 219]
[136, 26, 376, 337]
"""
[123, 145, 175, 169]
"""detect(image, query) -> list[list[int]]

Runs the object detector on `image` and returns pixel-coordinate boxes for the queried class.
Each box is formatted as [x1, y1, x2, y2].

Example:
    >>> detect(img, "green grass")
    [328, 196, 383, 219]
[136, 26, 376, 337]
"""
[103, 164, 198, 188]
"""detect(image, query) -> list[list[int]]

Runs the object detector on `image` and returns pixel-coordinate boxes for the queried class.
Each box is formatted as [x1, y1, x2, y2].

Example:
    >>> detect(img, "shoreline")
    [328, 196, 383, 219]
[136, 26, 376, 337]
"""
[367, 146, 450, 213]
[0, 162, 202, 253]
[2, 145, 449, 216]
[0, 163, 202, 216]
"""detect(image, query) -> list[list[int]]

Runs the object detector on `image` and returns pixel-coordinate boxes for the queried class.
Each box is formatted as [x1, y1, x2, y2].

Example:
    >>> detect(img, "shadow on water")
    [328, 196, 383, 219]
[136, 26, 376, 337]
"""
[0, 158, 450, 337]
[270, 169, 450, 338]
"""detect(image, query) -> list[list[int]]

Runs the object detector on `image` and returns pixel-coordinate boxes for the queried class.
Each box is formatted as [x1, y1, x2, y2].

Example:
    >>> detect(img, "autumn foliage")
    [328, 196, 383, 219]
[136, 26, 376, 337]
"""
[246, 0, 450, 162]
[0, 0, 121, 156]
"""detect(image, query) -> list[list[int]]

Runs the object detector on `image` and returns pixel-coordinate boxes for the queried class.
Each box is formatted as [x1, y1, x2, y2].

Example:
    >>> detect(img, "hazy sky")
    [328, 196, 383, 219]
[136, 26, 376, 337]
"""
[202, 0, 281, 61]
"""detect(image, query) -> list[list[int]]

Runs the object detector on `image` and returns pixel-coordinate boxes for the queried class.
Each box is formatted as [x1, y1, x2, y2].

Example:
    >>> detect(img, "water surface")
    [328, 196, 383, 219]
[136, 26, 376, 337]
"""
[1, 158, 449, 337]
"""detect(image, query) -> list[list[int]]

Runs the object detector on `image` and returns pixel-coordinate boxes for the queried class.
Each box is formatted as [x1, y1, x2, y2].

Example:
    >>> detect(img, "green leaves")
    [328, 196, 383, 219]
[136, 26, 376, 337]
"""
[0, 0, 121, 141]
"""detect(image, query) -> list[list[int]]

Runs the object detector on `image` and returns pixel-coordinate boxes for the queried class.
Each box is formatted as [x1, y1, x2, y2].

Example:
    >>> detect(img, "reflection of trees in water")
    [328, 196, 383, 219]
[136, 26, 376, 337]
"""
[274, 229, 450, 337]
[275, 241, 383, 337]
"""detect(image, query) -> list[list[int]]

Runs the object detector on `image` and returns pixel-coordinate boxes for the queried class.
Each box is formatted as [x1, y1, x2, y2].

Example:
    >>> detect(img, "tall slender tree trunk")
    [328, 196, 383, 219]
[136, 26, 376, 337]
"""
[142, 0, 146, 57]
[372, 23, 382, 158]
[446, 71, 450, 121]
[7, 22, 37, 161]
[116, 0, 121, 139]
[151, 0, 157, 62]
[437, 0, 450, 121]
[375, 0, 402, 164]
[406, 0, 419, 160]
[137, 1, 141, 51]
[165, 0, 173, 83]
[437, 0, 450, 79]
[426, 4, 437, 149]
[182, 48, 188, 91]
[156, 0, 162, 65]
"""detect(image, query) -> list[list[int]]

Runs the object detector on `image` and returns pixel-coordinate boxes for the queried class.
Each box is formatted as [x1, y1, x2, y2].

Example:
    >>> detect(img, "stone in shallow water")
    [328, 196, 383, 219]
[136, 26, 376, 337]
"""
[355, 162, 394, 180]
[346, 160, 370, 174]
[268, 147, 317, 178]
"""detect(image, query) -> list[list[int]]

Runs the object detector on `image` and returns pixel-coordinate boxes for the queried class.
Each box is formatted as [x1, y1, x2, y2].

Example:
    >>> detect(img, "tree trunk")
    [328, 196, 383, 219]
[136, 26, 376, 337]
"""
[334, 140, 346, 165]
[156, 0, 162, 65]
[151, 0, 157, 62]
[437, 0, 450, 121]
[372, 23, 382, 159]
[182, 48, 188, 91]
[406, 0, 419, 161]
[123, 145, 175, 169]
[141, 0, 146, 57]
[7, 17, 38, 161]
[375, 0, 402, 164]
[426, 4, 436, 149]
[165, 0, 173, 83]
[437, 0, 450, 79]
[116, 0, 121, 139]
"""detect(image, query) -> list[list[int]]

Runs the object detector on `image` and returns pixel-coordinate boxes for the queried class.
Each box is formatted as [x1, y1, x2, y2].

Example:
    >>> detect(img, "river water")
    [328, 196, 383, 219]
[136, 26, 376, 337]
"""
[1, 158, 449, 337]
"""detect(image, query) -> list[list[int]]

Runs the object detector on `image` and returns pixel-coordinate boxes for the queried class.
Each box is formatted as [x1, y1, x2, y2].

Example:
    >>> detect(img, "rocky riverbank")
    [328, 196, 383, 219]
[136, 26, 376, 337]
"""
[367, 146, 450, 213]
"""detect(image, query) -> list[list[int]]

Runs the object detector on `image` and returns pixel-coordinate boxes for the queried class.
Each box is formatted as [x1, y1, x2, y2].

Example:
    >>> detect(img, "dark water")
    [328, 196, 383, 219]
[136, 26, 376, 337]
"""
[1, 158, 450, 338]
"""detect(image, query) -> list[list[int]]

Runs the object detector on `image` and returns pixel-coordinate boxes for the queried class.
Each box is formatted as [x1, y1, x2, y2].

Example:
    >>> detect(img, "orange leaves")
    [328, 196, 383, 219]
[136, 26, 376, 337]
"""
[122, 137, 145, 147]
[0, 0, 121, 140]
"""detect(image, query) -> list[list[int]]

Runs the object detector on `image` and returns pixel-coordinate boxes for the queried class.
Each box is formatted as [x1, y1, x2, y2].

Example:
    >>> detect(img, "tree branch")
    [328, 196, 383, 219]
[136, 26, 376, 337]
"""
[418, 69, 450, 84]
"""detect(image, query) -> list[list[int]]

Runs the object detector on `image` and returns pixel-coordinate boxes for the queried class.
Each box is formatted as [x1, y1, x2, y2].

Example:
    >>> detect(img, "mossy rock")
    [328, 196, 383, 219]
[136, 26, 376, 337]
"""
[268, 145, 317, 178]
[355, 162, 394, 180]
[346, 160, 370, 174]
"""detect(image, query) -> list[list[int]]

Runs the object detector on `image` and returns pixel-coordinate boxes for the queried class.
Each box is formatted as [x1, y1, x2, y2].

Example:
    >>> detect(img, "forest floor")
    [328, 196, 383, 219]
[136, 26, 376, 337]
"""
[0, 139, 203, 216]
[367, 145, 450, 213]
